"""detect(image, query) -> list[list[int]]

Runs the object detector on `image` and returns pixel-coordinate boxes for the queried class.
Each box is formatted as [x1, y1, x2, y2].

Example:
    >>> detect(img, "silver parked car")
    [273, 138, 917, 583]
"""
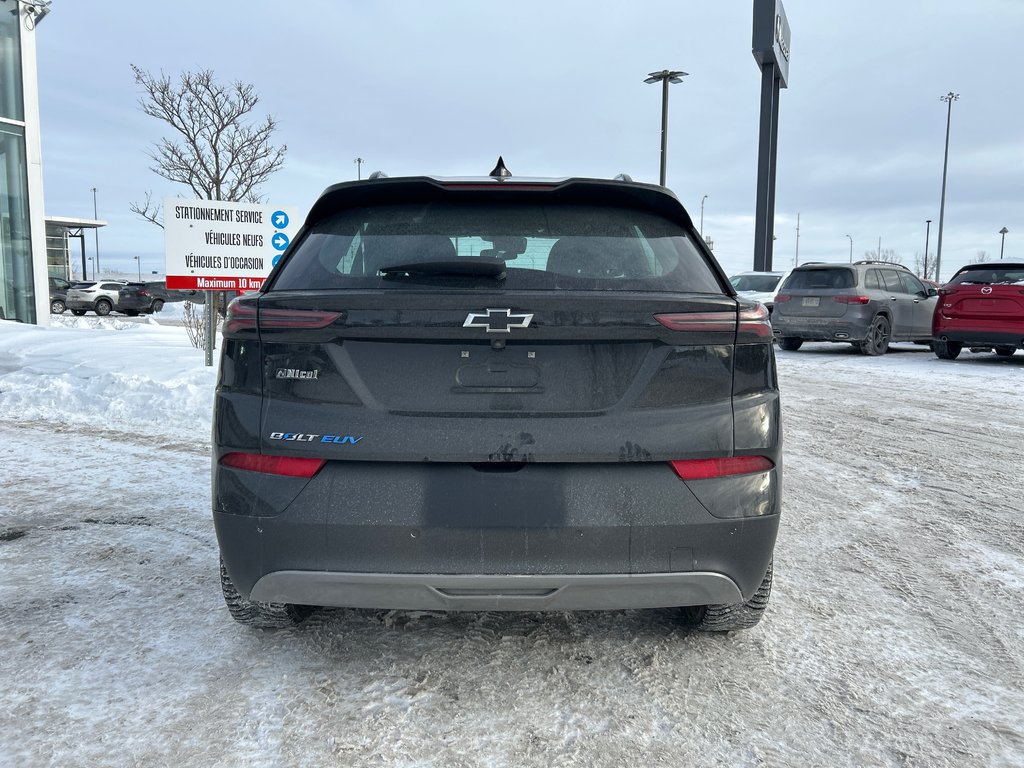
[771, 261, 938, 354]
[729, 270, 790, 316]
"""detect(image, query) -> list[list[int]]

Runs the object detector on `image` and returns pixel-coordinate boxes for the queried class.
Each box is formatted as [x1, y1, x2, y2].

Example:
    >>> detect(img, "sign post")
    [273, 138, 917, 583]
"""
[751, 0, 791, 272]
[164, 198, 298, 365]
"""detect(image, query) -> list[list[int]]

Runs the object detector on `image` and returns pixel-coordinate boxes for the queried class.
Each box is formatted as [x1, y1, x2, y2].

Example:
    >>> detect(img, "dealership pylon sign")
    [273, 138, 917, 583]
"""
[164, 198, 299, 291]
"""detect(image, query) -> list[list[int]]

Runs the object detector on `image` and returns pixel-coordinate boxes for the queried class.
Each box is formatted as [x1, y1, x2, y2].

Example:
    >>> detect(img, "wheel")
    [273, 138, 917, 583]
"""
[933, 339, 962, 360]
[71, 309, 86, 316]
[50, 299, 66, 314]
[95, 299, 112, 317]
[858, 315, 890, 356]
[995, 346, 1016, 357]
[680, 562, 773, 632]
[219, 557, 312, 628]
[778, 337, 803, 351]
[151, 299, 165, 313]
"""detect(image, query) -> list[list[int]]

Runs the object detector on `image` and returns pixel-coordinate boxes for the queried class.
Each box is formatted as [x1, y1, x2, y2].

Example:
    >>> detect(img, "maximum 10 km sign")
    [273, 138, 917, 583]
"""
[164, 198, 299, 291]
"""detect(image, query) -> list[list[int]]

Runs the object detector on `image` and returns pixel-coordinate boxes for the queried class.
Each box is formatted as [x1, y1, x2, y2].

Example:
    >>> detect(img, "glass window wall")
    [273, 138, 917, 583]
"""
[1, 123, 34, 322]
[0, 0, 25, 122]
[0, 4, 34, 323]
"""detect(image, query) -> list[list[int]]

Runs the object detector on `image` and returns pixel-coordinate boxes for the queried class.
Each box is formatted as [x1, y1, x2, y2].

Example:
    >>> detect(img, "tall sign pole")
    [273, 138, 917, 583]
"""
[751, 0, 791, 272]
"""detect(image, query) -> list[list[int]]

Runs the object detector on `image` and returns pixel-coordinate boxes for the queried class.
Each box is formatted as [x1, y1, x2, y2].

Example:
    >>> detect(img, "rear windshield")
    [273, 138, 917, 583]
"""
[948, 267, 1024, 286]
[269, 202, 724, 294]
[731, 274, 781, 292]
[781, 268, 855, 290]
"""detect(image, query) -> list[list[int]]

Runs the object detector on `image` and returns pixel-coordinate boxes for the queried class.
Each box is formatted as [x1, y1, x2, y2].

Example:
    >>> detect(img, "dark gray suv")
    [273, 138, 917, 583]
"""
[212, 167, 782, 632]
[771, 261, 938, 354]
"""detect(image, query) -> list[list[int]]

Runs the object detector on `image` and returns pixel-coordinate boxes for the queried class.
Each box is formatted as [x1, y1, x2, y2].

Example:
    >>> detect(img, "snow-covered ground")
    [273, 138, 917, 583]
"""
[1, 316, 1023, 767]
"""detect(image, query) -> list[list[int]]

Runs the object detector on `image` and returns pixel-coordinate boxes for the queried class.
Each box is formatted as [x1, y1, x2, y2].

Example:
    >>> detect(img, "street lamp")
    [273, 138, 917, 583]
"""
[845, 234, 853, 263]
[700, 194, 708, 236]
[87, 257, 93, 280]
[134, 255, 141, 281]
[354, 157, 364, 180]
[924, 220, 932, 278]
[935, 92, 959, 282]
[644, 69, 688, 187]
[999, 227, 1009, 259]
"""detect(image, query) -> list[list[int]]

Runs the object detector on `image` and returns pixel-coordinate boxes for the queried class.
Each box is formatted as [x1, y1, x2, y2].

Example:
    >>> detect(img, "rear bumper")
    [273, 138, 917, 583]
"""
[771, 317, 869, 342]
[249, 570, 744, 611]
[65, 298, 98, 310]
[933, 330, 1023, 348]
[214, 461, 780, 609]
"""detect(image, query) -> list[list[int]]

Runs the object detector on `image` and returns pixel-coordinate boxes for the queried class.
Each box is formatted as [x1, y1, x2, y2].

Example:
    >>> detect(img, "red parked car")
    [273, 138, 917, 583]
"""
[932, 262, 1024, 359]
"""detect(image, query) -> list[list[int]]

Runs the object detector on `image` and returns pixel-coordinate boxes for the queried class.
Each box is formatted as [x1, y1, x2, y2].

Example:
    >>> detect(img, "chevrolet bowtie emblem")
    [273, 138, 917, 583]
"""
[463, 308, 534, 333]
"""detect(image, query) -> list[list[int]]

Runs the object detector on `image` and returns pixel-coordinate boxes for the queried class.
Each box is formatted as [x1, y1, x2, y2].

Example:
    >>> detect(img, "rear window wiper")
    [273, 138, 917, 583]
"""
[378, 258, 506, 279]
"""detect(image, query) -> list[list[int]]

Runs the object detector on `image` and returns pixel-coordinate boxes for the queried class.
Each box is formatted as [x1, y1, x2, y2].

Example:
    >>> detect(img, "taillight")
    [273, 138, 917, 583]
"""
[774, 294, 792, 303]
[670, 456, 774, 480]
[738, 303, 772, 338]
[260, 308, 342, 329]
[224, 299, 342, 334]
[224, 299, 257, 334]
[655, 311, 736, 333]
[938, 287, 957, 296]
[219, 452, 326, 478]
[832, 295, 870, 305]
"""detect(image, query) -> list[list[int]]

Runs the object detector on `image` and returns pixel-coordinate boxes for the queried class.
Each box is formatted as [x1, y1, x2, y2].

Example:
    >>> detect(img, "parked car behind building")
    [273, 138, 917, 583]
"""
[48, 276, 72, 314]
[66, 281, 155, 316]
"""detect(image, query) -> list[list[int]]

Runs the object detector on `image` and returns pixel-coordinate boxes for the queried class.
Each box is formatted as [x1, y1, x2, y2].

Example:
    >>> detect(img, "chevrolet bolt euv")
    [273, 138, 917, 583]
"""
[213, 162, 782, 632]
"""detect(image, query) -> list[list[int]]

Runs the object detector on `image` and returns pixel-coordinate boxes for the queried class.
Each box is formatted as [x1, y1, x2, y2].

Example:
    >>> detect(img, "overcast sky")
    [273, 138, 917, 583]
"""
[34, 0, 1024, 281]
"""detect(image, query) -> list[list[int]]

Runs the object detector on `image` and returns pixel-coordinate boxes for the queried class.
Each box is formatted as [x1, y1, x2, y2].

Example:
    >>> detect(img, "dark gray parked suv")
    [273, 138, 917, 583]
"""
[771, 261, 938, 354]
[213, 166, 782, 632]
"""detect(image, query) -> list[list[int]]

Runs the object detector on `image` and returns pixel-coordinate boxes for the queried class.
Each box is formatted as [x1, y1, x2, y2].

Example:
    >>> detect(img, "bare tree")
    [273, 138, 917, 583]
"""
[974, 250, 989, 263]
[863, 248, 902, 264]
[130, 66, 287, 342]
[912, 251, 935, 280]
[129, 65, 287, 224]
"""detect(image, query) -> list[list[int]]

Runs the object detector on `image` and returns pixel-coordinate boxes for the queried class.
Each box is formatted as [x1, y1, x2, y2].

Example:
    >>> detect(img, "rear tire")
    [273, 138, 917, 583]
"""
[995, 346, 1016, 357]
[50, 299, 66, 314]
[934, 339, 962, 360]
[680, 562, 773, 632]
[151, 299, 165, 313]
[219, 557, 312, 628]
[858, 315, 890, 356]
[779, 337, 803, 351]
[95, 299, 112, 317]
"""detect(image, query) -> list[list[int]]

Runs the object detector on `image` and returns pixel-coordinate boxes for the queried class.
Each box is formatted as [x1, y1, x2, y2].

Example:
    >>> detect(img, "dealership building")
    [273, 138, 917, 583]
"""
[1, 1, 102, 326]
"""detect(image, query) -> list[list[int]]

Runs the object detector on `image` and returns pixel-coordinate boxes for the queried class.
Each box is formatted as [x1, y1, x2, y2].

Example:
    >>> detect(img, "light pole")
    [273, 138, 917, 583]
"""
[700, 194, 708, 236]
[846, 234, 853, 263]
[999, 227, 1008, 259]
[134, 255, 141, 281]
[935, 92, 959, 282]
[795, 212, 800, 266]
[924, 219, 932, 278]
[92, 187, 100, 275]
[354, 157, 364, 180]
[644, 69, 687, 187]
